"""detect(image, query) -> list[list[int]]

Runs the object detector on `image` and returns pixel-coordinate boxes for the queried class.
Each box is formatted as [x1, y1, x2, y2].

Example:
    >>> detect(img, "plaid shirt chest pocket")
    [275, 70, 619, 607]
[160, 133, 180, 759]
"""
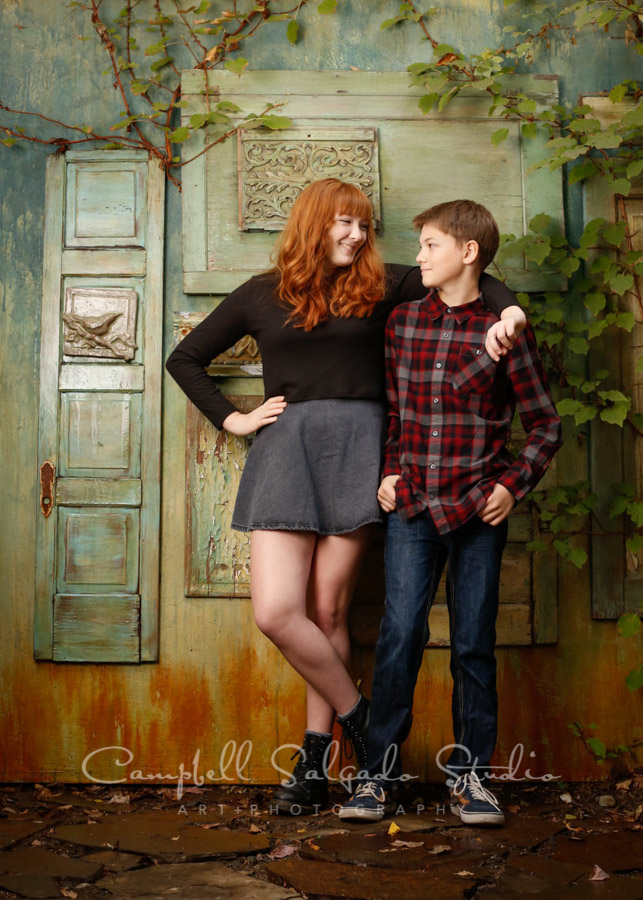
[450, 344, 498, 395]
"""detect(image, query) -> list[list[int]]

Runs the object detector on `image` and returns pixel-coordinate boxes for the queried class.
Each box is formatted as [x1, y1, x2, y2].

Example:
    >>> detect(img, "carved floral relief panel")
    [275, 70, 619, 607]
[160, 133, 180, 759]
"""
[237, 128, 381, 231]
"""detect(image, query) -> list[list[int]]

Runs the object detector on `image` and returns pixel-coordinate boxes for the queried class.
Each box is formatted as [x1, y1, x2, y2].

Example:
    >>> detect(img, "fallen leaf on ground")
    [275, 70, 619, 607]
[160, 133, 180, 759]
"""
[31, 839, 43, 846]
[198, 822, 221, 830]
[507, 804, 520, 813]
[390, 839, 424, 849]
[182, 786, 204, 794]
[456, 870, 475, 877]
[429, 844, 452, 854]
[616, 779, 632, 791]
[589, 864, 610, 881]
[268, 844, 298, 860]
[248, 823, 262, 833]
[60, 890, 77, 899]
[108, 792, 130, 804]
[388, 821, 400, 836]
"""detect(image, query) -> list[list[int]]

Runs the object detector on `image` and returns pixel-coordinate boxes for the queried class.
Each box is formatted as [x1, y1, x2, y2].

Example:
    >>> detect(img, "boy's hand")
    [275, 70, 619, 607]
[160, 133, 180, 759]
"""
[478, 483, 514, 526]
[486, 306, 527, 361]
[378, 474, 400, 512]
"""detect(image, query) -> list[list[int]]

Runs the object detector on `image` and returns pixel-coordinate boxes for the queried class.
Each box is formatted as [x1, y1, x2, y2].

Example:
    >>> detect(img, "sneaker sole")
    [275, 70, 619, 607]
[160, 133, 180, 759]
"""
[338, 805, 384, 822]
[450, 803, 505, 826]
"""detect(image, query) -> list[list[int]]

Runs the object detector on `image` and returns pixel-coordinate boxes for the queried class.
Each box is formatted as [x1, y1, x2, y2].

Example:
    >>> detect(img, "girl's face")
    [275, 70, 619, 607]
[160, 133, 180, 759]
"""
[325, 213, 369, 268]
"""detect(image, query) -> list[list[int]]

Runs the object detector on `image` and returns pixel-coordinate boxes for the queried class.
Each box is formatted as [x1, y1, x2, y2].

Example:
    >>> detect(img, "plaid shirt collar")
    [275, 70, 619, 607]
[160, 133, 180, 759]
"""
[423, 288, 488, 323]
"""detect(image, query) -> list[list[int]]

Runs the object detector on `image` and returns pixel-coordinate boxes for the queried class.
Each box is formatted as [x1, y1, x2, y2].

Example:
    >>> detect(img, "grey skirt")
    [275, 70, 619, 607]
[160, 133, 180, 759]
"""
[231, 398, 386, 535]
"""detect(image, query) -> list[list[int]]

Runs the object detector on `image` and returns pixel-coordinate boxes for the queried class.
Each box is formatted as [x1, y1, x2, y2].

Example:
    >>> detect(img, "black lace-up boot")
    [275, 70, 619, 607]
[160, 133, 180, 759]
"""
[271, 731, 332, 814]
[338, 694, 370, 773]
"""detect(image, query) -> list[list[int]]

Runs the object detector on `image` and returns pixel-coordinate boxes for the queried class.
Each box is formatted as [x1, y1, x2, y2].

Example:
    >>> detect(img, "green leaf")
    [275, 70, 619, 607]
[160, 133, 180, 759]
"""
[528, 213, 551, 233]
[626, 534, 643, 554]
[524, 240, 550, 265]
[575, 406, 597, 425]
[416, 93, 436, 114]
[568, 161, 596, 185]
[609, 272, 634, 296]
[150, 57, 172, 72]
[586, 737, 607, 759]
[626, 159, 643, 180]
[130, 82, 149, 95]
[629, 501, 643, 529]
[190, 113, 207, 130]
[609, 178, 631, 196]
[225, 57, 248, 76]
[526, 540, 548, 552]
[195, 0, 210, 12]
[600, 404, 629, 427]
[568, 337, 589, 355]
[491, 128, 509, 147]
[145, 37, 171, 56]
[616, 312, 635, 332]
[556, 398, 582, 417]
[602, 223, 626, 246]
[216, 101, 241, 112]
[207, 111, 231, 124]
[599, 390, 629, 403]
[584, 292, 606, 315]
[286, 19, 299, 43]
[522, 122, 538, 139]
[380, 17, 401, 29]
[317, 0, 337, 13]
[169, 126, 190, 143]
[608, 83, 629, 105]
[559, 256, 580, 277]
[618, 612, 641, 639]
[625, 666, 643, 692]
[516, 98, 536, 114]
[259, 115, 292, 130]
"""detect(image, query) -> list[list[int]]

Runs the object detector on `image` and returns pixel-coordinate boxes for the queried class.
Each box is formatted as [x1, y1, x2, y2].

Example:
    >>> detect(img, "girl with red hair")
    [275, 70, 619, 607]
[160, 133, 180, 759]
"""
[166, 178, 524, 813]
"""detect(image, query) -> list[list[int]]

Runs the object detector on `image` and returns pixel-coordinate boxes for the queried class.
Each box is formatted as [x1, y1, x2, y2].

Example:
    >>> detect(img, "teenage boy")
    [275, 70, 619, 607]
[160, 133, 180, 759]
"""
[340, 200, 562, 826]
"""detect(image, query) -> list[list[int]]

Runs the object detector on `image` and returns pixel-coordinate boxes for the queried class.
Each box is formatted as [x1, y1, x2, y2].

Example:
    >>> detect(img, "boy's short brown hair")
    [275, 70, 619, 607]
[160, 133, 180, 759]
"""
[412, 200, 500, 271]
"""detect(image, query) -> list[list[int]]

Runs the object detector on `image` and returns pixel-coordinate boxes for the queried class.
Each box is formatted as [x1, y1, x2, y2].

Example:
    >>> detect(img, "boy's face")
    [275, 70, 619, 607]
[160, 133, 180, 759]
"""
[416, 224, 476, 289]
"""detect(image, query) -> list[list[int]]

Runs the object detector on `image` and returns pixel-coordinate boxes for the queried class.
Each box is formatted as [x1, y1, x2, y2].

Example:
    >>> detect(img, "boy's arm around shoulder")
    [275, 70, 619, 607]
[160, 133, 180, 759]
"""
[495, 323, 563, 503]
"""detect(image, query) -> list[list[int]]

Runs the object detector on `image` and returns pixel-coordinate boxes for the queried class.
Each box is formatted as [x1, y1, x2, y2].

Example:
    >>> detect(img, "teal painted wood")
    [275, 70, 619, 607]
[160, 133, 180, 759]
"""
[139, 159, 165, 662]
[34, 154, 65, 661]
[34, 149, 163, 663]
[52, 594, 140, 663]
[180, 70, 565, 294]
[584, 98, 643, 619]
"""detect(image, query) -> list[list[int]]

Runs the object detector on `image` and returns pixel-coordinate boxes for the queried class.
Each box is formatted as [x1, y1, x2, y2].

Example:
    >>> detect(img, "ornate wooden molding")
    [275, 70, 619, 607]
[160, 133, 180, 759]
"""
[237, 127, 381, 231]
[62, 287, 138, 361]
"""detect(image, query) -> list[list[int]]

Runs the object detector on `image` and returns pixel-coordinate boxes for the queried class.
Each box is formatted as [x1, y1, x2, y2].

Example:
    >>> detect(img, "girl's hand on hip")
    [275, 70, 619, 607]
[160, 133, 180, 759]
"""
[378, 474, 400, 512]
[223, 396, 287, 436]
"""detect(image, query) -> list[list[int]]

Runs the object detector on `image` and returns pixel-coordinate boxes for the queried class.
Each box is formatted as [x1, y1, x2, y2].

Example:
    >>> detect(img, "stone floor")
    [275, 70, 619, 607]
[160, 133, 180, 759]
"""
[0, 776, 641, 899]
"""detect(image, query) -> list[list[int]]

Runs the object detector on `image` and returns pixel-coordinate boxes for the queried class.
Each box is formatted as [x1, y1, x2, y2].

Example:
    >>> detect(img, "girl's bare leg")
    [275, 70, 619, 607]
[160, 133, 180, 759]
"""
[305, 526, 373, 733]
[250, 530, 362, 717]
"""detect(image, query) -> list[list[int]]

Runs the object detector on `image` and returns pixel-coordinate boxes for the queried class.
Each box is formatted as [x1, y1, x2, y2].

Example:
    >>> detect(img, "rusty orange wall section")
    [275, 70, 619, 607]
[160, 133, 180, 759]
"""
[1, 0, 641, 785]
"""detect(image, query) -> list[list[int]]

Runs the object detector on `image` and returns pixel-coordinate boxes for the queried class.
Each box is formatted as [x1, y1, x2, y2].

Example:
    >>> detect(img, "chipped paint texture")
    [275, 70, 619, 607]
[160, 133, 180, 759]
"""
[1, 0, 641, 783]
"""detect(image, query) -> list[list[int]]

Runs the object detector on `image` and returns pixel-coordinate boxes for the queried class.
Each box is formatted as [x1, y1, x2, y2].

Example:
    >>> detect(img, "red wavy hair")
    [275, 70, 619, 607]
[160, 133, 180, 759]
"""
[272, 178, 387, 330]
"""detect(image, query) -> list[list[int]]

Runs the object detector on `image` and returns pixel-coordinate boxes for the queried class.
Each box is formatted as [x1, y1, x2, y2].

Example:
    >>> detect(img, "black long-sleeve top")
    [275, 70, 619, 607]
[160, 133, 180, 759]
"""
[166, 265, 519, 429]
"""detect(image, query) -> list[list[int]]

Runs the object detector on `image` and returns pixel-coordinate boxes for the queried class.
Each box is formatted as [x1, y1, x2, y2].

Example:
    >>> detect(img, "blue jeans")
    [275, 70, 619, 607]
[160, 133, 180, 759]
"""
[367, 509, 508, 787]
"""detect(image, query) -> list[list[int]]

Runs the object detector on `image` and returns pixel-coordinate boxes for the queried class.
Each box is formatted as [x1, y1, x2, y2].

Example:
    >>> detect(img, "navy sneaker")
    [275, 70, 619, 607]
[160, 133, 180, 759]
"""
[449, 772, 505, 825]
[338, 781, 393, 822]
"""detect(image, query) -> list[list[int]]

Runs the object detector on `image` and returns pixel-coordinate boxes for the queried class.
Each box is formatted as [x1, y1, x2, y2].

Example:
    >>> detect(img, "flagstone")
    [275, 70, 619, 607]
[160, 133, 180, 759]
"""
[0, 873, 61, 898]
[96, 860, 300, 898]
[552, 832, 643, 872]
[0, 820, 47, 850]
[266, 857, 477, 899]
[54, 813, 270, 857]
[83, 849, 143, 872]
[0, 845, 101, 879]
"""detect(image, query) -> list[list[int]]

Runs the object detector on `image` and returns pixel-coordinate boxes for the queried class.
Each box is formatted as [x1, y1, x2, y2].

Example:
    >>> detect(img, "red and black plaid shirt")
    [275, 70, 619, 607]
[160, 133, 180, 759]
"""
[382, 290, 562, 534]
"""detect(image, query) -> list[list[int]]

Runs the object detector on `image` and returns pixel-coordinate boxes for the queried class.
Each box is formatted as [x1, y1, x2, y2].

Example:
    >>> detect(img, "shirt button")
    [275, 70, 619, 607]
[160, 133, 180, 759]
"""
[429, 464, 437, 470]
[429, 494, 437, 501]
[476, 349, 483, 355]
[432, 398, 439, 404]
[445, 308, 452, 314]
[436, 363, 442, 369]
[432, 430, 438, 436]
[443, 332, 450, 338]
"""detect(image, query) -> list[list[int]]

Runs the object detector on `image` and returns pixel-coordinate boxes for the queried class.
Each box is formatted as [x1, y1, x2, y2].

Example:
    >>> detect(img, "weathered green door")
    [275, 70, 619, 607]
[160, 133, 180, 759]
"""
[34, 150, 165, 662]
[172, 69, 565, 647]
